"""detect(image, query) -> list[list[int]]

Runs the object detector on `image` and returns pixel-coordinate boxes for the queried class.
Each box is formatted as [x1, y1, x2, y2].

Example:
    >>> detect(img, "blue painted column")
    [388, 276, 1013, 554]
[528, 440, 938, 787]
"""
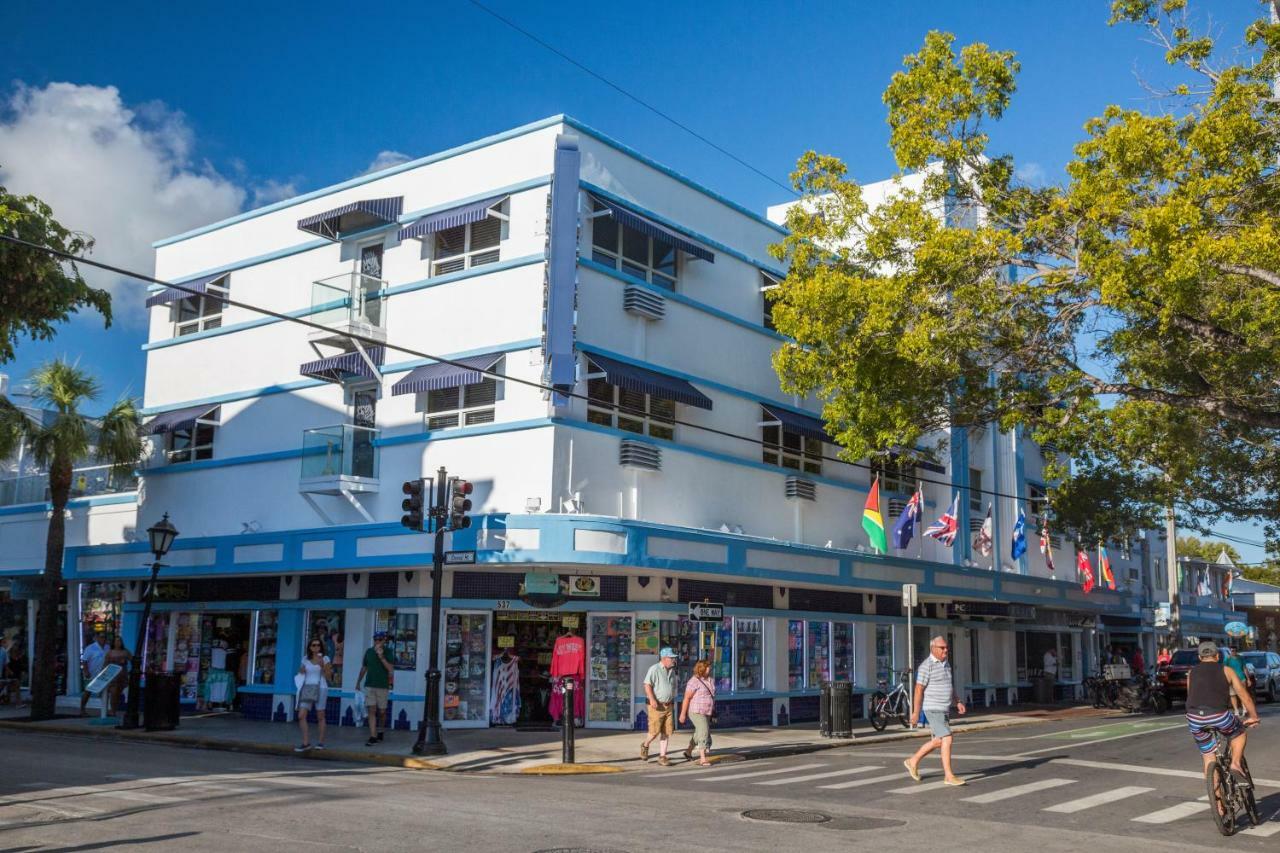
[1011, 426, 1029, 574]
[274, 609, 304, 694]
[950, 425, 971, 563]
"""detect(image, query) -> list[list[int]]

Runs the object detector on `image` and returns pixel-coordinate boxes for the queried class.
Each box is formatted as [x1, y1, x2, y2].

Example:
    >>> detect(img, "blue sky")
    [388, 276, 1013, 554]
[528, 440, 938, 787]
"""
[0, 0, 1269, 558]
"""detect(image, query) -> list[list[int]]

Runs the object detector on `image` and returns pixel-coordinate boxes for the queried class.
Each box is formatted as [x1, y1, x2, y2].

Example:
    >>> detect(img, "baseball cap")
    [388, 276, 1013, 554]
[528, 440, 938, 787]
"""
[373, 631, 388, 640]
[1197, 640, 1219, 659]
[659, 647, 677, 659]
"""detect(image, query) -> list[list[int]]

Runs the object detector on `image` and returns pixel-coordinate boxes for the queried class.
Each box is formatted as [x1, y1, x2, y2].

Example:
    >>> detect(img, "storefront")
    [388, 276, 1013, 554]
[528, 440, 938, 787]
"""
[144, 608, 258, 707]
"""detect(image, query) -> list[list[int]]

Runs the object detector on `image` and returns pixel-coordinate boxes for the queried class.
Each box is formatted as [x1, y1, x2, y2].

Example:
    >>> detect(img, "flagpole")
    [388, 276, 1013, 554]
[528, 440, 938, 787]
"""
[917, 485, 924, 560]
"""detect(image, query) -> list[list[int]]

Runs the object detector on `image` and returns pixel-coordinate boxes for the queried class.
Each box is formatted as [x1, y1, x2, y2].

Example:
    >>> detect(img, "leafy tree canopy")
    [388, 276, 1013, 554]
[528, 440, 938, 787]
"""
[771, 1, 1280, 546]
[1175, 535, 1241, 564]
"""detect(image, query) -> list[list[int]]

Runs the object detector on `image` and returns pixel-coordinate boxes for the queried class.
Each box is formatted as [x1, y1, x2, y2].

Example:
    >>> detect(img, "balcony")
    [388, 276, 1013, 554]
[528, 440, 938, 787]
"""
[299, 424, 379, 496]
[309, 272, 388, 346]
[0, 463, 138, 509]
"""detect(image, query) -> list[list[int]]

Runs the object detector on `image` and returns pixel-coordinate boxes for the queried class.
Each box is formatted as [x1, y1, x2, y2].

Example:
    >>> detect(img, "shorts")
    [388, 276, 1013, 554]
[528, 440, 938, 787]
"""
[1186, 710, 1243, 754]
[688, 712, 713, 749]
[365, 686, 389, 710]
[924, 708, 952, 739]
[647, 703, 674, 738]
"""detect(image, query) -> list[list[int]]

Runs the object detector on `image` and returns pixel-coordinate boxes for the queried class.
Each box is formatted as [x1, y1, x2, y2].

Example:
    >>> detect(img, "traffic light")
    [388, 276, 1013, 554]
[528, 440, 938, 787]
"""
[448, 478, 473, 530]
[401, 478, 427, 531]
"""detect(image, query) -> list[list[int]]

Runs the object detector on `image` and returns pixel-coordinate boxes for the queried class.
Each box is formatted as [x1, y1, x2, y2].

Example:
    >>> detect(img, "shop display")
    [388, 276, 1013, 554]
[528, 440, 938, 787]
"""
[807, 621, 831, 687]
[173, 613, 201, 701]
[253, 611, 277, 685]
[833, 622, 855, 683]
[734, 618, 762, 691]
[443, 612, 488, 723]
[143, 613, 170, 673]
[493, 614, 559, 723]
[587, 615, 632, 725]
[373, 609, 419, 670]
[490, 653, 521, 724]
[306, 610, 344, 684]
[788, 620, 805, 690]
[80, 582, 124, 649]
[875, 624, 894, 683]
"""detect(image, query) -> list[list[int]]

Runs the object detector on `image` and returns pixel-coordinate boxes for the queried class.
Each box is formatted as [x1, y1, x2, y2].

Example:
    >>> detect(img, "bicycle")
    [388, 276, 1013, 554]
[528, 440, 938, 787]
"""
[1204, 724, 1260, 836]
[869, 671, 913, 732]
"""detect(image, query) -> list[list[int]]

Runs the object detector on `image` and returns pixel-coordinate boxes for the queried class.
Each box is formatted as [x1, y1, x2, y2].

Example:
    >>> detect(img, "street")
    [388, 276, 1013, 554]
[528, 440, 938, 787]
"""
[2, 706, 1278, 852]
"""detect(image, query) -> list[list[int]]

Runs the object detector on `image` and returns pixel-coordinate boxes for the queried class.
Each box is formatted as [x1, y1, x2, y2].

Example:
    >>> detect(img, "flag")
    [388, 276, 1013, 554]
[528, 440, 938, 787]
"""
[891, 486, 923, 549]
[1039, 518, 1056, 576]
[924, 493, 960, 547]
[862, 476, 888, 554]
[1077, 550, 1095, 594]
[1223, 569, 1233, 598]
[1197, 569, 1211, 597]
[1098, 544, 1115, 590]
[1010, 506, 1027, 561]
[973, 504, 993, 557]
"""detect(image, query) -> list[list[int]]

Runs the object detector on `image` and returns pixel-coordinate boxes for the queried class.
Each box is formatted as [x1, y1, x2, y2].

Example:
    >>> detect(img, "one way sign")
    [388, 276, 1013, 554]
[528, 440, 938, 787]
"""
[688, 601, 724, 622]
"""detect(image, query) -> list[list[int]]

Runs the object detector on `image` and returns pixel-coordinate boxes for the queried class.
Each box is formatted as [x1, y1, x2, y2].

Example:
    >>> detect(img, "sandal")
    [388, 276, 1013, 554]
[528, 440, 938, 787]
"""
[640, 742, 649, 761]
[697, 760, 712, 766]
[682, 747, 694, 761]
[659, 756, 671, 766]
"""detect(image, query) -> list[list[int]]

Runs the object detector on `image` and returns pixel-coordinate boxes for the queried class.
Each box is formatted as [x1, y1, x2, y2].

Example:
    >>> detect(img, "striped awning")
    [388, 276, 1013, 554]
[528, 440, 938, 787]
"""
[761, 404, 831, 443]
[143, 404, 219, 435]
[145, 273, 226, 309]
[390, 353, 502, 396]
[585, 353, 713, 410]
[590, 195, 714, 263]
[297, 197, 403, 241]
[300, 346, 385, 383]
[398, 195, 508, 241]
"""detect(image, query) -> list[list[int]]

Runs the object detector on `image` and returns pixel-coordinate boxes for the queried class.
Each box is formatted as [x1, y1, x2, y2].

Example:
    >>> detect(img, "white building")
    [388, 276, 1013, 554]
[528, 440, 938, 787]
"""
[26, 115, 1239, 729]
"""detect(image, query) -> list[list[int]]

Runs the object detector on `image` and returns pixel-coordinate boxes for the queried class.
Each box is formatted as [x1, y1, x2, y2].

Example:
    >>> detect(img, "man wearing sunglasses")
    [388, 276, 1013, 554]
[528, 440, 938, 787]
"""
[903, 635, 967, 786]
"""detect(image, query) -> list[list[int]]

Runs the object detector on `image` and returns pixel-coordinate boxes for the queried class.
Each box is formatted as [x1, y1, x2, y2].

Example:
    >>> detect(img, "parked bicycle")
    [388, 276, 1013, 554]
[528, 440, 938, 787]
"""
[1204, 725, 1259, 835]
[1084, 674, 1119, 709]
[869, 671, 913, 732]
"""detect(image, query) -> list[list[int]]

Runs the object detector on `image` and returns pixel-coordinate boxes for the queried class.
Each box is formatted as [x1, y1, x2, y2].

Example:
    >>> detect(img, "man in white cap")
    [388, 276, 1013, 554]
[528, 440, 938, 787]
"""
[641, 647, 679, 766]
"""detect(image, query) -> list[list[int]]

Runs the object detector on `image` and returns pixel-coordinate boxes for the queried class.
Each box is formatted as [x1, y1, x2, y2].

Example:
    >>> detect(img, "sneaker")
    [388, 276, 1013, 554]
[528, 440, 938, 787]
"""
[294, 744, 310, 753]
[314, 743, 326, 750]
[682, 747, 693, 761]
[376, 732, 384, 742]
[366, 737, 378, 746]
[658, 756, 671, 767]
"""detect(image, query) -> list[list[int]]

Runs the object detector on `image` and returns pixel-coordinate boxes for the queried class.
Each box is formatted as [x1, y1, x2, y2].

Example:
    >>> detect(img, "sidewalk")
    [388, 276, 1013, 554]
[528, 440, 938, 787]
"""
[0, 703, 1111, 774]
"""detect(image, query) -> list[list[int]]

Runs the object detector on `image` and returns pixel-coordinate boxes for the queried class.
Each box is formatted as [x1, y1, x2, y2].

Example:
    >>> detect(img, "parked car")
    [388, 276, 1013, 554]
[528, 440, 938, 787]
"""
[1156, 648, 1229, 703]
[1240, 651, 1280, 703]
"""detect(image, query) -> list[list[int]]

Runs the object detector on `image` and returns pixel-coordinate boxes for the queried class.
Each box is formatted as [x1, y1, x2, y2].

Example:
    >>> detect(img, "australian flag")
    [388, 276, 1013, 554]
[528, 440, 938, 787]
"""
[1010, 506, 1027, 561]
[891, 487, 923, 549]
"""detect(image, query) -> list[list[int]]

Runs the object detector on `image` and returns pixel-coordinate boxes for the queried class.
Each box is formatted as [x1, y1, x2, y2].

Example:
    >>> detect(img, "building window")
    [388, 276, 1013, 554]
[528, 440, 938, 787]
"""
[761, 407, 821, 474]
[372, 609, 419, 670]
[760, 272, 780, 331]
[969, 632, 981, 683]
[586, 363, 675, 440]
[1154, 557, 1166, 590]
[969, 468, 983, 513]
[432, 202, 507, 276]
[424, 365, 502, 430]
[591, 199, 678, 290]
[805, 620, 831, 688]
[875, 624, 895, 684]
[872, 454, 916, 495]
[165, 407, 219, 463]
[173, 276, 229, 336]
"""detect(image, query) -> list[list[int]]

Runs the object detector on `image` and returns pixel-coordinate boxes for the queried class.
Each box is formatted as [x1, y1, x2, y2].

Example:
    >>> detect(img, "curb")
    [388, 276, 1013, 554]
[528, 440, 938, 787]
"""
[519, 763, 623, 775]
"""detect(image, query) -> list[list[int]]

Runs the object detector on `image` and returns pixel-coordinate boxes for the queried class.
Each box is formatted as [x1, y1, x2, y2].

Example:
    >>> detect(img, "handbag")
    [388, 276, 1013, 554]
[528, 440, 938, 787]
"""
[298, 683, 320, 705]
[697, 677, 718, 725]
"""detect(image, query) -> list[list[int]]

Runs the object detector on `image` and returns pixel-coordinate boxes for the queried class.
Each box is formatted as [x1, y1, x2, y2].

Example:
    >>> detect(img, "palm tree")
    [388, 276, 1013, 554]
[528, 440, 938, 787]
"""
[0, 360, 140, 720]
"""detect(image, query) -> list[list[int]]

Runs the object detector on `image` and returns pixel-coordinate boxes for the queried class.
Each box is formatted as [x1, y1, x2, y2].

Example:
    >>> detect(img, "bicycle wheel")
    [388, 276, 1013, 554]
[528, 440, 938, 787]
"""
[1205, 762, 1234, 836]
[1152, 694, 1168, 715]
[1241, 757, 1259, 827]
[868, 692, 889, 731]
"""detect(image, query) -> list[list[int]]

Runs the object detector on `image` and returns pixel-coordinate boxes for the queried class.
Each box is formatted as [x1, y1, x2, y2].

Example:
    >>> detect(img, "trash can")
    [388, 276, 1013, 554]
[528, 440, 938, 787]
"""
[829, 680, 853, 738]
[819, 681, 833, 737]
[1033, 674, 1055, 704]
[144, 672, 181, 731]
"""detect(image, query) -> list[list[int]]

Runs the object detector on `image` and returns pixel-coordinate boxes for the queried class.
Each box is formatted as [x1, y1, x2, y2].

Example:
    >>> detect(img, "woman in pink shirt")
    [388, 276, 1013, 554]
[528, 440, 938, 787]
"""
[679, 659, 716, 766]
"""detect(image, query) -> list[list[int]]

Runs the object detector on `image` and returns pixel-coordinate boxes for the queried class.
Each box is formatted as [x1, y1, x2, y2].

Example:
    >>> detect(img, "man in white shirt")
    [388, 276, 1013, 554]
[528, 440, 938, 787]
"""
[1043, 648, 1058, 679]
[79, 632, 107, 715]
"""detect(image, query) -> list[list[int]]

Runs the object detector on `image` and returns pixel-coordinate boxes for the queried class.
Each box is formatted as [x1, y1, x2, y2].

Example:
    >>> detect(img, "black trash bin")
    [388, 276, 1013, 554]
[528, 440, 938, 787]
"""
[1033, 674, 1055, 704]
[144, 672, 181, 731]
[819, 681, 833, 737]
[829, 680, 853, 738]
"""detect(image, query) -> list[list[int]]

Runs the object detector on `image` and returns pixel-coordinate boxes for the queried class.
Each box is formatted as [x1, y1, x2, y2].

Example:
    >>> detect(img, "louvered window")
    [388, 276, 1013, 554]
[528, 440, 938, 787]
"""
[431, 201, 507, 276]
[424, 359, 503, 430]
[587, 374, 675, 440]
[173, 275, 229, 336]
[871, 454, 916, 495]
[761, 407, 821, 475]
[761, 272, 780, 331]
[591, 199, 678, 290]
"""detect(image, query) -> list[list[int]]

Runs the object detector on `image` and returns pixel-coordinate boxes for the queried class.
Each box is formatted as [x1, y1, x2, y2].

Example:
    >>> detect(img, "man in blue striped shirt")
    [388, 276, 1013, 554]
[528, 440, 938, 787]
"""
[903, 635, 967, 786]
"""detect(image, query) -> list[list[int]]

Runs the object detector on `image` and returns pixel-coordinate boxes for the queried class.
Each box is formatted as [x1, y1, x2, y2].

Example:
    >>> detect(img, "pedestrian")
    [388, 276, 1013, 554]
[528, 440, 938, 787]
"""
[1157, 646, 1171, 667]
[295, 637, 332, 752]
[904, 635, 967, 786]
[1042, 647, 1058, 680]
[640, 647, 678, 766]
[79, 632, 107, 716]
[104, 636, 130, 716]
[0, 636, 14, 705]
[356, 631, 395, 746]
[679, 659, 715, 766]
[1131, 646, 1145, 675]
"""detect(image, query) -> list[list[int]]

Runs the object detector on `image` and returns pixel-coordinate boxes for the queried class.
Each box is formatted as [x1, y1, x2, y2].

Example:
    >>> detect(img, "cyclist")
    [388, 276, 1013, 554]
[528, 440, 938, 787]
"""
[1186, 641, 1259, 780]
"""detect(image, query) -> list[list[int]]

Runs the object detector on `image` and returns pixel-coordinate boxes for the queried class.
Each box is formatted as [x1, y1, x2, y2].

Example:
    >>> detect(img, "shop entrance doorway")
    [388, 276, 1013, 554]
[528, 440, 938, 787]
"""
[491, 611, 568, 729]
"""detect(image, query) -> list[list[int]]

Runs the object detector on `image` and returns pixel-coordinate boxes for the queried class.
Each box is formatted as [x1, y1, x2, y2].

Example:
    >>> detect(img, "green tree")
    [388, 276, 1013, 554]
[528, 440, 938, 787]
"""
[0, 186, 112, 364]
[770, 1, 1280, 542]
[1175, 536, 1241, 564]
[0, 361, 140, 720]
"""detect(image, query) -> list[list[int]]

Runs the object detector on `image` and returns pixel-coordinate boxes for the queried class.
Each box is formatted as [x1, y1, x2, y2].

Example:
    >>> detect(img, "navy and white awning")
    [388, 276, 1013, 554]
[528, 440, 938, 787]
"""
[585, 353, 713, 410]
[390, 353, 503, 396]
[297, 197, 404, 241]
[398, 195, 508, 241]
[143, 404, 219, 435]
[590, 195, 714, 263]
[761, 404, 831, 443]
[145, 273, 226, 309]
[300, 346, 386, 383]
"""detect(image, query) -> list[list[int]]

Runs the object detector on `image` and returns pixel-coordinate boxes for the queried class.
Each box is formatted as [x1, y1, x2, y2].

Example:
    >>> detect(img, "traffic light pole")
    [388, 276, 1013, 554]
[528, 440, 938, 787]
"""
[413, 468, 449, 756]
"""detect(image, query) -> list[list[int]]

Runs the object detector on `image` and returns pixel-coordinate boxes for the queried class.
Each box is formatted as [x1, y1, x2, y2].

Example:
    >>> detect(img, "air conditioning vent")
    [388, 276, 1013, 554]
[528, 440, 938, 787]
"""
[619, 439, 661, 471]
[623, 285, 664, 320]
[1039, 442, 1059, 456]
[785, 476, 816, 501]
[969, 518, 986, 532]
[887, 498, 908, 518]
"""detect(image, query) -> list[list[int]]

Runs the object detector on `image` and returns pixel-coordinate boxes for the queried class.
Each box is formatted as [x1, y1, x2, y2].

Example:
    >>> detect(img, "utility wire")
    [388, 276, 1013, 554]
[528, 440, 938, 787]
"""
[465, 0, 798, 199]
[3, 231, 1273, 552]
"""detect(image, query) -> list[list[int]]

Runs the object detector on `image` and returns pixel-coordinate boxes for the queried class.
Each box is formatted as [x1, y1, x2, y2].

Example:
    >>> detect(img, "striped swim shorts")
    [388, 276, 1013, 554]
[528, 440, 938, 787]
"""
[1185, 709, 1243, 754]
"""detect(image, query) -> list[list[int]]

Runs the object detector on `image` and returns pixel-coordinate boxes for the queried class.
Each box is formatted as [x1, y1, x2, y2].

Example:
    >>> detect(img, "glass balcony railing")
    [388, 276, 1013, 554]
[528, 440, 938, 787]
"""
[0, 463, 139, 508]
[300, 424, 379, 482]
[311, 273, 387, 330]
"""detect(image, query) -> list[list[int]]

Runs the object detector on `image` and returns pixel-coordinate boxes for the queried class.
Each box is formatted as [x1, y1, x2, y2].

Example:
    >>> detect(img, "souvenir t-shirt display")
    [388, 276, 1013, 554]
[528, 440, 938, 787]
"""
[551, 633, 585, 679]
[490, 652, 521, 725]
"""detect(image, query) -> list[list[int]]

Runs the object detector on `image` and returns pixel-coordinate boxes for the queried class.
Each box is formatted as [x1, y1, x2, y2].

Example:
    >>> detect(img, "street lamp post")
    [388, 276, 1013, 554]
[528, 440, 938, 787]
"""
[119, 513, 178, 730]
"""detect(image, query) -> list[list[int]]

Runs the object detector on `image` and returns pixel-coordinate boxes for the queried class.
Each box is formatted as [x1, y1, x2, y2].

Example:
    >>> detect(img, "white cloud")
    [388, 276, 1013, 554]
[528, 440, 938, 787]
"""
[360, 150, 412, 176]
[1015, 161, 1047, 186]
[251, 179, 298, 207]
[0, 83, 248, 315]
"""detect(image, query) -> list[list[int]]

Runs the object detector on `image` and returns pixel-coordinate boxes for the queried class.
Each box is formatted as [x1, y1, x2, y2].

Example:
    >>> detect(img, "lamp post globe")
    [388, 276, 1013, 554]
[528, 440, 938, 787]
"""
[148, 513, 179, 559]
[120, 513, 178, 730]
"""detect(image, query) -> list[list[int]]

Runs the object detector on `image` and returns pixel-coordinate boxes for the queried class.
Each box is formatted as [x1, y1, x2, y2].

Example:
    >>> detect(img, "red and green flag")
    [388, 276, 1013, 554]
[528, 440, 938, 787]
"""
[1098, 544, 1116, 590]
[862, 476, 888, 554]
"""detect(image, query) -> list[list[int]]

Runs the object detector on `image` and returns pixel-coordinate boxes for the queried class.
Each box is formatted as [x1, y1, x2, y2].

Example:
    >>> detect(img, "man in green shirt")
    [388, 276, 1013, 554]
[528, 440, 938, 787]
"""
[357, 632, 395, 746]
[640, 647, 679, 766]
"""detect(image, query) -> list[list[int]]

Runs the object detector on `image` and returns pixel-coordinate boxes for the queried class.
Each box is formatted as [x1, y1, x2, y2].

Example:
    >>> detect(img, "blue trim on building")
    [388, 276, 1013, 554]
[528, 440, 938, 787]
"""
[1012, 426, 1029, 575]
[0, 491, 138, 518]
[951, 426, 971, 563]
[146, 238, 330, 296]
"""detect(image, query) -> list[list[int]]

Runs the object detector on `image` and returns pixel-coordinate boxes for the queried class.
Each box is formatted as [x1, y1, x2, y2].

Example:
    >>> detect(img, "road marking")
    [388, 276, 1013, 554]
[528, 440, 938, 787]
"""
[256, 775, 343, 788]
[23, 800, 103, 819]
[820, 772, 909, 790]
[91, 789, 184, 806]
[1048, 758, 1280, 790]
[702, 763, 827, 782]
[1131, 801, 1209, 823]
[755, 767, 883, 786]
[888, 774, 992, 794]
[960, 778, 1076, 804]
[1043, 785, 1154, 813]
[639, 760, 774, 779]
[104, 773, 139, 780]
[1239, 822, 1280, 838]
[1014, 723, 1186, 756]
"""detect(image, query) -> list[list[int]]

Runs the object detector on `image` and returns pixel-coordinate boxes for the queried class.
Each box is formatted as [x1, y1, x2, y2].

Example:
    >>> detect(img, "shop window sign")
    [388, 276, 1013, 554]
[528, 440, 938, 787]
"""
[373, 609, 419, 670]
[306, 610, 345, 684]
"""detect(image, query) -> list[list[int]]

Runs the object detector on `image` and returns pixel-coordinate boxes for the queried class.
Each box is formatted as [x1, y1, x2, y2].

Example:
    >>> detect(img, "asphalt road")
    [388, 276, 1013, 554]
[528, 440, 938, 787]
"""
[2, 704, 1278, 852]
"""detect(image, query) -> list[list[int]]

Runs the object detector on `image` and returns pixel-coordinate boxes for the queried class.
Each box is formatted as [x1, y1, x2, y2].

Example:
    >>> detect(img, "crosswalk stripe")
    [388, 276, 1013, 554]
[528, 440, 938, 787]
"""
[701, 763, 827, 782]
[256, 776, 341, 789]
[1043, 786, 1153, 813]
[886, 774, 991, 795]
[639, 760, 774, 779]
[90, 789, 184, 806]
[755, 767, 884, 786]
[820, 772, 908, 790]
[1239, 822, 1280, 838]
[961, 779, 1076, 804]
[1131, 801, 1209, 823]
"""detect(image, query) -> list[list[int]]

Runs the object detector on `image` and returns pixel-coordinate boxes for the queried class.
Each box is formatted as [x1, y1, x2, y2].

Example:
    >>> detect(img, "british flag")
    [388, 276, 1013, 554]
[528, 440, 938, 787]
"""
[923, 492, 960, 547]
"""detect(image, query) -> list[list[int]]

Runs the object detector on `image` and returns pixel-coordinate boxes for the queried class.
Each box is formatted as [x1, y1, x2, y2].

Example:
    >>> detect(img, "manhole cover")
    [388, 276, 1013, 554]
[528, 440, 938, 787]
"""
[741, 809, 831, 824]
[822, 816, 906, 831]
